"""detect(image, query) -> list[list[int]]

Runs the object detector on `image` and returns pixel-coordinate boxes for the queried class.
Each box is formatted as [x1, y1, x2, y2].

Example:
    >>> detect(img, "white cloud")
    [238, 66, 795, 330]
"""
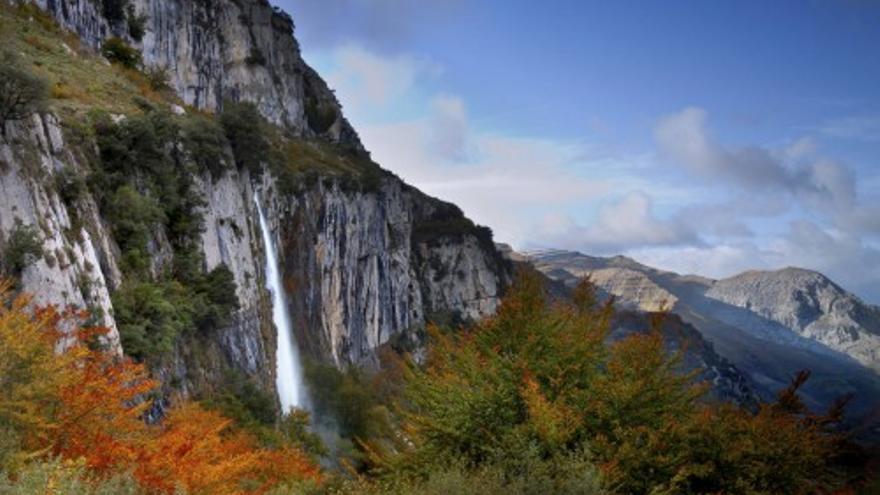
[321, 45, 440, 118]
[533, 192, 700, 254]
[313, 43, 880, 302]
[655, 107, 806, 191]
[428, 95, 470, 162]
[359, 115, 611, 246]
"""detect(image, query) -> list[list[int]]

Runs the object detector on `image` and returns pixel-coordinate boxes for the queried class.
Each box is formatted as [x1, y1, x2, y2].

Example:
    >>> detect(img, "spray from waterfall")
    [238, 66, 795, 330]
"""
[254, 194, 307, 413]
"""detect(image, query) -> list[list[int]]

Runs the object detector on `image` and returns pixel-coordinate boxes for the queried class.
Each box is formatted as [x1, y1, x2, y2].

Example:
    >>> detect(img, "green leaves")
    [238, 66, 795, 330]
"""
[371, 272, 856, 494]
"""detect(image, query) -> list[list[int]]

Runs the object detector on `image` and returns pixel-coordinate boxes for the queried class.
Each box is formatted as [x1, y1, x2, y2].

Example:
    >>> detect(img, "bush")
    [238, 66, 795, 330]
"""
[182, 114, 231, 179]
[101, 37, 142, 69]
[105, 185, 165, 275]
[112, 280, 193, 362]
[304, 96, 337, 134]
[54, 167, 87, 208]
[125, 4, 148, 42]
[220, 100, 269, 175]
[92, 110, 207, 277]
[0, 458, 142, 495]
[204, 371, 277, 428]
[143, 66, 169, 91]
[101, 0, 128, 25]
[0, 51, 48, 127]
[366, 273, 859, 493]
[1, 224, 43, 275]
[191, 264, 240, 331]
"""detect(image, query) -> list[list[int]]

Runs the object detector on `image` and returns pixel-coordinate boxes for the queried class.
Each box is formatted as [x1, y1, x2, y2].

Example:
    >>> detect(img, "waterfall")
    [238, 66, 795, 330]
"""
[254, 195, 306, 412]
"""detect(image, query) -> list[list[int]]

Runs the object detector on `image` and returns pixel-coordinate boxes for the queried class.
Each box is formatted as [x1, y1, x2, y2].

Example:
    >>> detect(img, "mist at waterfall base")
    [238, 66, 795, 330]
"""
[254, 195, 308, 413]
[254, 195, 358, 466]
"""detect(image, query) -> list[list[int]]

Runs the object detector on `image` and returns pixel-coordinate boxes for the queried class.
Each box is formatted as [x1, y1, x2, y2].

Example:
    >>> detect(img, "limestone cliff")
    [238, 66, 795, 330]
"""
[0, 0, 509, 404]
[36, 0, 361, 147]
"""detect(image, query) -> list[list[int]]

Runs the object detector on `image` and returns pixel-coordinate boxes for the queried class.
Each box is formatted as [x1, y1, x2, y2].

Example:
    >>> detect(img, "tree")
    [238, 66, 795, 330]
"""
[220, 100, 269, 175]
[0, 51, 48, 129]
[0, 283, 322, 493]
[369, 272, 858, 494]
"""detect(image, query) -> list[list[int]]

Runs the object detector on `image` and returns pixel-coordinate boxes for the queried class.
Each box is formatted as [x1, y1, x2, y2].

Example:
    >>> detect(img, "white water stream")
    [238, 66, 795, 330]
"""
[254, 195, 306, 412]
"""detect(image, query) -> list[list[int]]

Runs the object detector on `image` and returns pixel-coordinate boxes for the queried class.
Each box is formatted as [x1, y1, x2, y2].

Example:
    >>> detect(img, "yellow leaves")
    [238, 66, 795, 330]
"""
[0, 283, 322, 493]
[0, 289, 85, 455]
[520, 375, 579, 448]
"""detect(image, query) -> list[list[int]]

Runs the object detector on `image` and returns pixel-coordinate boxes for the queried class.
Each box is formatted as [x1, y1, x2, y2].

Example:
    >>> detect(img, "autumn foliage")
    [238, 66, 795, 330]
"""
[0, 283, 320, 494]
[361, 271, 864, 494]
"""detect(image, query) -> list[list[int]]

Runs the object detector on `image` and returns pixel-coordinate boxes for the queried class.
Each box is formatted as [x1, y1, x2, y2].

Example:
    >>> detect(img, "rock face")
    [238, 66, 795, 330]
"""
[3, 0, 510, 402]
[36, 0, 362, 148]
[0, 114, 122, 353]
[527, 249, 880, 435]
[706, 268, 880, 372]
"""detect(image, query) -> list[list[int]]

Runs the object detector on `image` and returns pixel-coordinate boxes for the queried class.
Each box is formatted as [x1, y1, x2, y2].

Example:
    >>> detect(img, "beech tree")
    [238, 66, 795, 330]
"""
[366, 272, 859, 494]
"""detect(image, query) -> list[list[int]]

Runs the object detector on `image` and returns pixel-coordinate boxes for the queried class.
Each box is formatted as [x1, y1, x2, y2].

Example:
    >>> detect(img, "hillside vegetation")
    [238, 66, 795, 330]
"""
[0, 1, 876, 493]
[0, 274, 872, 493]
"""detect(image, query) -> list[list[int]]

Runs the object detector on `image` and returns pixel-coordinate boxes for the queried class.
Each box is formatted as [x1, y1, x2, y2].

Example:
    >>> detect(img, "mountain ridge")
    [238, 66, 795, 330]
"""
[524, 248, 880, 436]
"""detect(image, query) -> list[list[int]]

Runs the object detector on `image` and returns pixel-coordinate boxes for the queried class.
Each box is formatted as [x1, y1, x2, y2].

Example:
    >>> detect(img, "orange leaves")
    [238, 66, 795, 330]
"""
[133, 405, 321, 494]
[0, 283, 322, 493]
[53, 346, 156, 474]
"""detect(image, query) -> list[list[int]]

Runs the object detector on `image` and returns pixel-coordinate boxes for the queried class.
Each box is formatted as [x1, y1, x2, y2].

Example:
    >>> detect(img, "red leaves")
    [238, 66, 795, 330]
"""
[0, 284, 322, 494]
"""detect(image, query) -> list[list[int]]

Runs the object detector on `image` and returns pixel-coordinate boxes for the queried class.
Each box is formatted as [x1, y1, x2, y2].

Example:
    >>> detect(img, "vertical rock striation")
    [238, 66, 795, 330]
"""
[12, 0, 511, 401]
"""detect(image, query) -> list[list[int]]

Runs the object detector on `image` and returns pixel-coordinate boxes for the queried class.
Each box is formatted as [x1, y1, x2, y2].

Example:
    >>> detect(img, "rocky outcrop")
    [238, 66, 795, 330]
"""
[5, 0, 510, 404]
[260, 178, 507, 366]
[36, 0, 363, 149]
[706, 268, 880, 373]
[0, 114, 121, 352]
[527, 249, 880, 435]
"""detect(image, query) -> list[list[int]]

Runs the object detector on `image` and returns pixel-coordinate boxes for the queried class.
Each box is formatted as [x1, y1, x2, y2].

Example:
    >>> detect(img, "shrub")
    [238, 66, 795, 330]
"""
[125, 4, 148, 42]
[54, 167, 88, 208]
[105, 185, 164, 275]
[191, 264, 240, 331]
[204, 371, 277, 428]
[220, 100, 269, 175]
[0, 51, 48, 127]
[0, 458, 142, 495]
[111, 280, 192, 362]
[100, 37, 142, 69]
[143, 66, 169, 91]
[101, 0, 128, 25]
[92, 110, 207, 277]
[1, 224, 43, 275]
[182, 113, 231, 179]
[304, 96, 337, 134]
[367, 273, 859, 493]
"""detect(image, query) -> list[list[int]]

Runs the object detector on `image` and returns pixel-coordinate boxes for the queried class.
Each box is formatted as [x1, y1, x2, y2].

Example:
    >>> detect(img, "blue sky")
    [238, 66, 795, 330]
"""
[278, 0, 880, 303]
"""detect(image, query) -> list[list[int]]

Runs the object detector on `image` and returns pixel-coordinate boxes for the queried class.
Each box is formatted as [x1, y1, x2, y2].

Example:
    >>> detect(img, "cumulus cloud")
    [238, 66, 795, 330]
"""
[321, 45, 440, 117]
[630, 221, 880, 303]
[360, 115, 612, 245]
[535, 192, 700, 254]
[428, 95, 470, 162]
[654, 107, 857, 211]
[309, 39, 880, 303]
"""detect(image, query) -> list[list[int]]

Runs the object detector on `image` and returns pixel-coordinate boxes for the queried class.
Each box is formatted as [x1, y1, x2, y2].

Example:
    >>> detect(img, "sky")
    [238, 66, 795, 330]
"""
[276, 0, 880, 303]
